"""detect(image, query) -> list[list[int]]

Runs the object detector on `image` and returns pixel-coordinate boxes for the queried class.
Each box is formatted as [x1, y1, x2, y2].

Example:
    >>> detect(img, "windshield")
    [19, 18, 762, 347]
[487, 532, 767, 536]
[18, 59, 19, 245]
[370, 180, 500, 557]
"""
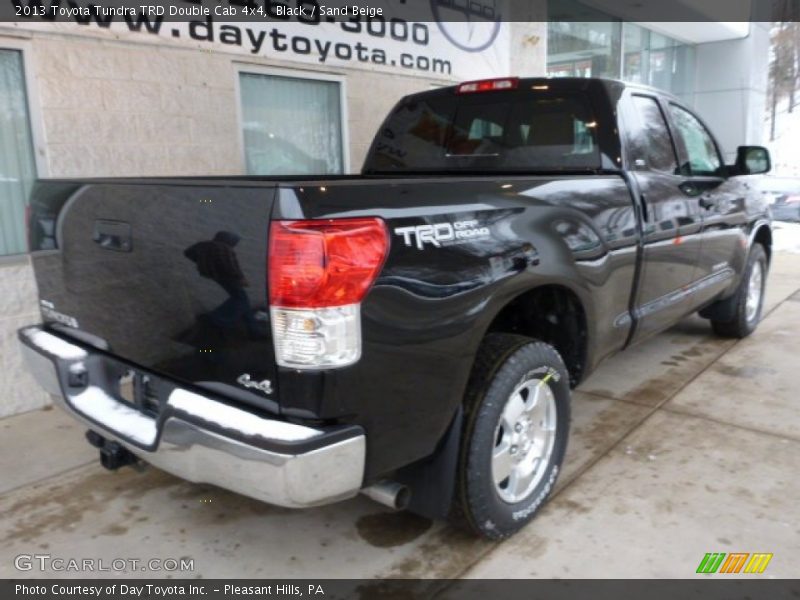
[364, 90, 600, 174]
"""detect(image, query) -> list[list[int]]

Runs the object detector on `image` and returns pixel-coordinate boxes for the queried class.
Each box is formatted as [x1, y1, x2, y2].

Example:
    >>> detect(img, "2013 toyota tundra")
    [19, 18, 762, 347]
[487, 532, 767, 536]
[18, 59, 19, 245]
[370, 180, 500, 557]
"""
[18, 77, 773, 538]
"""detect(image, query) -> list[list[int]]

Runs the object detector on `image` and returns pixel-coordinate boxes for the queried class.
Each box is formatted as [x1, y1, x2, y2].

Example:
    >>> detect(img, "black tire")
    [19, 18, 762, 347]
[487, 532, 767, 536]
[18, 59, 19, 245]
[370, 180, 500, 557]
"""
[710, 244, 768, 338]
[451, 333, 570, 539]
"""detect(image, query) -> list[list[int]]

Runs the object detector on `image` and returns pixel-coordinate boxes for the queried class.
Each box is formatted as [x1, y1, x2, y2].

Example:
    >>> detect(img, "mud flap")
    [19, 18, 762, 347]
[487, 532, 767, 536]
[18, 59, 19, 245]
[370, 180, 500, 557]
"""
[396, 406, 462, 520]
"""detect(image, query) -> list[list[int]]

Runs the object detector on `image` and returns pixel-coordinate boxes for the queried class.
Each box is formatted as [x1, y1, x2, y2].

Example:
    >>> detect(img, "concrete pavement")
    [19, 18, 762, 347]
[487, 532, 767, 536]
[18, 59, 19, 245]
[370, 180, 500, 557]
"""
[1, 253, 798, 579]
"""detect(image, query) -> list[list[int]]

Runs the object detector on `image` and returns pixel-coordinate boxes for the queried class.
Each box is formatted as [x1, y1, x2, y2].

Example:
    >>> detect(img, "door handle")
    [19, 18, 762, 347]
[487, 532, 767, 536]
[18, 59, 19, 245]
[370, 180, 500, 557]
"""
[699, 196, 716, 210]
[93, 220, 132, 252]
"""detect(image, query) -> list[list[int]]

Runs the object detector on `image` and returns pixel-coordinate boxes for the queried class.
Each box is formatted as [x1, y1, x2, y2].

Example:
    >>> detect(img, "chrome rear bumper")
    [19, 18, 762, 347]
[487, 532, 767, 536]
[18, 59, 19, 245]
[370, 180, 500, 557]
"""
[18, 326, 366, 508]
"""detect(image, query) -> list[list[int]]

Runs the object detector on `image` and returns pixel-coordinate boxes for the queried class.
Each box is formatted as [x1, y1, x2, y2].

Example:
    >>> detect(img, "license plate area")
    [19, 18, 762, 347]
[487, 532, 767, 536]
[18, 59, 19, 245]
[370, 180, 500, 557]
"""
[114, 366, 162, 418]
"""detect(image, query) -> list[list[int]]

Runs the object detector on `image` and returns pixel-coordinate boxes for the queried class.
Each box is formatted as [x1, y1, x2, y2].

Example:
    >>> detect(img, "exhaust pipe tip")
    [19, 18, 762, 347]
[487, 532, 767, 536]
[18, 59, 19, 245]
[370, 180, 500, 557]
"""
[361, 480, 411, 511]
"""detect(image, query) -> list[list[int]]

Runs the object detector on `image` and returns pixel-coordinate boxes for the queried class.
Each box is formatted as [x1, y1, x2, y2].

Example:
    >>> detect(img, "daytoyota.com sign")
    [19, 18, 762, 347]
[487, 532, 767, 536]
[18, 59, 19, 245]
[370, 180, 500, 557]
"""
[8, 0, 511, 78]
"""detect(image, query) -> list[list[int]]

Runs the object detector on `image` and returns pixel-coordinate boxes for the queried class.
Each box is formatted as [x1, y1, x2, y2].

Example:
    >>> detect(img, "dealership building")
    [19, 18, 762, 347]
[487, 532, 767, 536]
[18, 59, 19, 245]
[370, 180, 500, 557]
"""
[0, 1, 770, 416]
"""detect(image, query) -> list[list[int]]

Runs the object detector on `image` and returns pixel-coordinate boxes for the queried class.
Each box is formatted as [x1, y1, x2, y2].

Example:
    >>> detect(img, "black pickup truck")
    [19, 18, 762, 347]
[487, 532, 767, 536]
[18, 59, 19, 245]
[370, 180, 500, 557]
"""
[19, 77, 772, 539]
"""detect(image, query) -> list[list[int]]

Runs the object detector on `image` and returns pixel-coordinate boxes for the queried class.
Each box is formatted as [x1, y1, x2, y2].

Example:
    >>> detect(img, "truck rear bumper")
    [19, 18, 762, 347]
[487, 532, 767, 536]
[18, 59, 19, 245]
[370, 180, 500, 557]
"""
[18, 326, 366, 508]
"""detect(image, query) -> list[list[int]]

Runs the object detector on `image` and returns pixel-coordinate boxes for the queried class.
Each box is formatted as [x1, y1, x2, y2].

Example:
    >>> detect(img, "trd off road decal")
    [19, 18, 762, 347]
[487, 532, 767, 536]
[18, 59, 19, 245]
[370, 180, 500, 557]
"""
[394, 219, 490, 250]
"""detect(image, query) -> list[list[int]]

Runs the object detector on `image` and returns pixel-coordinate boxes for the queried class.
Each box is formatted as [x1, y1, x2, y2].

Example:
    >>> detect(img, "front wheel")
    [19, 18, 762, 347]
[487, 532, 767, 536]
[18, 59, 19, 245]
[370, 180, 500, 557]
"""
[452, 334, 570, 539]
[710, 244, 768, 338]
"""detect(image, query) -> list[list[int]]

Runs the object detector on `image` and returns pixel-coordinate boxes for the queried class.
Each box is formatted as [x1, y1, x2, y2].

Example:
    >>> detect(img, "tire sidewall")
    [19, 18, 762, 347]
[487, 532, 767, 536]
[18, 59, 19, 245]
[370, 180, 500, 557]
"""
[464, 344, 570, 538]
[740, 245, 768, 333]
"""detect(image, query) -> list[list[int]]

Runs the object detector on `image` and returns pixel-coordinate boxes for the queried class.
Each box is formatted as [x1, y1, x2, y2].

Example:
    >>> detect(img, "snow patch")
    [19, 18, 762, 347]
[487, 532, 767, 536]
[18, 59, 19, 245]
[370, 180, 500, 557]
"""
[168, 389, 319, 442]
[766, 98, 800, 177]
[70, 386, 157, 446]
[24, 328, 87, 361]
[773, 222, 800, 254]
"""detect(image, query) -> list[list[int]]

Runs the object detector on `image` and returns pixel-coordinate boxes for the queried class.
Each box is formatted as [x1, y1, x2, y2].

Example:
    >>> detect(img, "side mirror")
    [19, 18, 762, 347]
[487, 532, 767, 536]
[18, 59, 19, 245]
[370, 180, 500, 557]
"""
[732, 146, 771, 175]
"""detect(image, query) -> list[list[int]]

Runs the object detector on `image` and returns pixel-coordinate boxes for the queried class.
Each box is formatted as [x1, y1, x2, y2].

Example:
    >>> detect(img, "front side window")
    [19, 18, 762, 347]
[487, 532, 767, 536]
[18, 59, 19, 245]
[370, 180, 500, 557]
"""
[668, 104, 722, 176]
[0, 49, 37, 256]
[239, 73, 344, 176]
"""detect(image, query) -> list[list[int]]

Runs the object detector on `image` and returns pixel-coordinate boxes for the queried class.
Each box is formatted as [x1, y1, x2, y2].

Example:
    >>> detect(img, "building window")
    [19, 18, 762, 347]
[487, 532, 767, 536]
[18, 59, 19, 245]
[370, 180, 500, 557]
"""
[239, 72, 345, 176]
[547, 2, 695, 98]
[0, 49, 37, 256]
[547, 21, 622, 80]
[621, 25, 695, 98]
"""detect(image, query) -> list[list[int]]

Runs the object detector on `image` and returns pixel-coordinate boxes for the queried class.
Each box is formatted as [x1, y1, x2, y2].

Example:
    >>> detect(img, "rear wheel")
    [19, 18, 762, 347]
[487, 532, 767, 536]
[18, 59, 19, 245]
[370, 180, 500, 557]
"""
[710, 244, 768, 338]
[452, 334, 570, 539]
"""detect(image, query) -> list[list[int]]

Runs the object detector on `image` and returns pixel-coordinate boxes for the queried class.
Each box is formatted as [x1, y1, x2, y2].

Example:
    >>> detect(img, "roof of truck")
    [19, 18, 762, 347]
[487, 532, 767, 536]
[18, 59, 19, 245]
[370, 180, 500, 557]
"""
[426, 76, 682, 104]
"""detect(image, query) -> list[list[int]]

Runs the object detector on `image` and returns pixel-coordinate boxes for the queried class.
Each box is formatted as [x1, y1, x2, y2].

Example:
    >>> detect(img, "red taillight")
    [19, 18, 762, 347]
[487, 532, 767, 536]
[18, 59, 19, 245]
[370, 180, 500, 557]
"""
[456, 77, 519, 94]
[268, 218, 389, 309]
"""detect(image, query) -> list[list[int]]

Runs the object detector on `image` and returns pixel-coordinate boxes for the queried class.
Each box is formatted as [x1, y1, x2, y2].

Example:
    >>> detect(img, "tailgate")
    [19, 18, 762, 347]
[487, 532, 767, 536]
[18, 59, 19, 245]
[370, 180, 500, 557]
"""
[28, 180, 279, 411]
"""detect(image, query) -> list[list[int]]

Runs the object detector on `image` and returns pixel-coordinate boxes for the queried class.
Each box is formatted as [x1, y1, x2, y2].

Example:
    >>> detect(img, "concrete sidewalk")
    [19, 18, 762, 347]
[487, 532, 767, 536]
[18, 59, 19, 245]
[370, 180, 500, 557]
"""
[1, 254, 798, 579]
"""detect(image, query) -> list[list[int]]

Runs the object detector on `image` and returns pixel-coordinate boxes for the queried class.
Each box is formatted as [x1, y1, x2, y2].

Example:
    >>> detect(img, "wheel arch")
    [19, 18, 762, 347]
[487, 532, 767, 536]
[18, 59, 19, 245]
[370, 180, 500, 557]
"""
[482, 283, 590, 387]
[750, 221, 772, 265]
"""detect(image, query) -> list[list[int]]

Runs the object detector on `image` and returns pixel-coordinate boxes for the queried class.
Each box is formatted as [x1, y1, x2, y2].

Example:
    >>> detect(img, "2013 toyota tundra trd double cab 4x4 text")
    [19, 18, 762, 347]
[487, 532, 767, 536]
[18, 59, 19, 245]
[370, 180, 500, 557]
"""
[19, 77, 773, 539]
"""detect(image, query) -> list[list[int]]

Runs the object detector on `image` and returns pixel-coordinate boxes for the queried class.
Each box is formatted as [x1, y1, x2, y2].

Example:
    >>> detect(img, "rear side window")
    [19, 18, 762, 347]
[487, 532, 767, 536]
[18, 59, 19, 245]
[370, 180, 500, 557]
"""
[628, 95, 677, 174]
[365, 91, 600, 173]
[668, 104, 722, 177]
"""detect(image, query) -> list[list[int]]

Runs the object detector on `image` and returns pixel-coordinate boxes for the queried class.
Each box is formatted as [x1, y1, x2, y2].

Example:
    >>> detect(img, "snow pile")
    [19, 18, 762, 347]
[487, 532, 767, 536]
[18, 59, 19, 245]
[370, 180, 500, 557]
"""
[23, 328, 87, 360]
[69, 386, 158, 446]
[168, 389, 320, 442]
